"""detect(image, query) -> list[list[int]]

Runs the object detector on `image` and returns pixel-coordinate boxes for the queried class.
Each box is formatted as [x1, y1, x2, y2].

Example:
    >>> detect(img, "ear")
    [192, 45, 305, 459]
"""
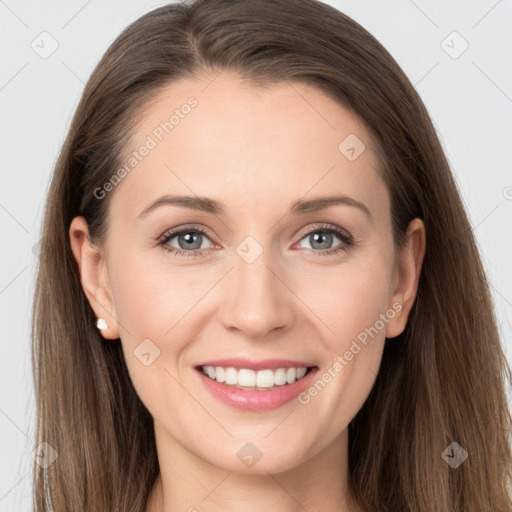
[69, 216, 120, 340]
[385, 218, 426, 339]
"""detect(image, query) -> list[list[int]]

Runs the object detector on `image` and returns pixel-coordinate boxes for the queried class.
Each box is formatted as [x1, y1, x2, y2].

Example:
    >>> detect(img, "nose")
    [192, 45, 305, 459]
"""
[220, 246, 296, 339]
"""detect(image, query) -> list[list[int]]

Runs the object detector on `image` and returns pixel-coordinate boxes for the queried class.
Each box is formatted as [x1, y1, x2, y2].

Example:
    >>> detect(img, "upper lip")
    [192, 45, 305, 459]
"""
[195, 358, 317, 371]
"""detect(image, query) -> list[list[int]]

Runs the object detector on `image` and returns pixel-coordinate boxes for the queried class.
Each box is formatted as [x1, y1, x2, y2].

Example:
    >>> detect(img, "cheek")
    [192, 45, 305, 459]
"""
[297, 251, 394, 348]
[109, 248, 197, 336]
[292, 262, 392, 441]
[334, 270, 391, 342]
[108, 254, 197, 416]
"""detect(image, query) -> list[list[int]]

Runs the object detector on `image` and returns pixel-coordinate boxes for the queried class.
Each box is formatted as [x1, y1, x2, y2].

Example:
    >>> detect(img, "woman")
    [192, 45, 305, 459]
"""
[31, 0, 512, 510]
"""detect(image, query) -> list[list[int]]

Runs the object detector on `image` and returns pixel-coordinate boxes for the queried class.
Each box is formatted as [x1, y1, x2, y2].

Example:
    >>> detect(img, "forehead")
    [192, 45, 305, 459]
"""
[110, 71, 387, 221]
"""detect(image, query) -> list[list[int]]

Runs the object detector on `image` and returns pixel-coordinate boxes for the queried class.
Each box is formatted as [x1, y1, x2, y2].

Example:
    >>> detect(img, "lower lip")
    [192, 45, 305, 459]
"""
[195, 367, 319, 412]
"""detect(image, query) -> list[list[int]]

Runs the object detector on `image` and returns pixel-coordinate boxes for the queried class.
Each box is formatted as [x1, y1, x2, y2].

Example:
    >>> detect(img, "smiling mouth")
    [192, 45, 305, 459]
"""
[196, 364, 317, 391]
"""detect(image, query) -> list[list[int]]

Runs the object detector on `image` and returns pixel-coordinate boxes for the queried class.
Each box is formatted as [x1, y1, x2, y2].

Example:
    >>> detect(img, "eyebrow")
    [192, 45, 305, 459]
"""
[136, 194, 372, 221]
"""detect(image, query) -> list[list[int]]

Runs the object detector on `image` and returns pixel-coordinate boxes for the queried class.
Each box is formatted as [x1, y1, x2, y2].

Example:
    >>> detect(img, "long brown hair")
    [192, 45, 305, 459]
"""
[31, 0, 512, 510]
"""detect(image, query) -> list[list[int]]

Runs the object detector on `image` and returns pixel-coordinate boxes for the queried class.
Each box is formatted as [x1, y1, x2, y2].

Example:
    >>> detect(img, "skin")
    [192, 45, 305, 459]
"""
[70, 71, 425, 512]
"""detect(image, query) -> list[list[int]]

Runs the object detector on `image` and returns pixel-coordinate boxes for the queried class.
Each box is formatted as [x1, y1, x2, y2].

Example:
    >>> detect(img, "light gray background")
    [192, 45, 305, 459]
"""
[1, 1, 511, 509]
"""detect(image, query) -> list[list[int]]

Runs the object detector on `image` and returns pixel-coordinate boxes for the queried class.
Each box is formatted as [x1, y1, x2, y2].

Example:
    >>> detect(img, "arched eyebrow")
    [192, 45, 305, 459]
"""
[290, 195, 372, 222]
[137, 194, 373, 222]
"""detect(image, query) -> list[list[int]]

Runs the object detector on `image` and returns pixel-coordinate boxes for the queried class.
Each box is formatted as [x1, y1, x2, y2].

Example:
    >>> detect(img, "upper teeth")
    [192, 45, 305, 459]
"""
[201, 366, 309, 389]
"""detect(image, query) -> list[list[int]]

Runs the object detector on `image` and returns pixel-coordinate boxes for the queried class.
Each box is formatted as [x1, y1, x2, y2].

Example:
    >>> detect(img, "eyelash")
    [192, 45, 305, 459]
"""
[157, 224, 354, 258]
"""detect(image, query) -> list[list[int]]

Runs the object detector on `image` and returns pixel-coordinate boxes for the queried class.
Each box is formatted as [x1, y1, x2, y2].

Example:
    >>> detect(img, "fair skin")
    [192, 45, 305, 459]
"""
[70, 71, 425, 512]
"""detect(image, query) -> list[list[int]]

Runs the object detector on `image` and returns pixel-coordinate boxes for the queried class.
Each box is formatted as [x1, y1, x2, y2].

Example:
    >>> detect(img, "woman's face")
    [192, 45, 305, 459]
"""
[71, 71, 423, 475]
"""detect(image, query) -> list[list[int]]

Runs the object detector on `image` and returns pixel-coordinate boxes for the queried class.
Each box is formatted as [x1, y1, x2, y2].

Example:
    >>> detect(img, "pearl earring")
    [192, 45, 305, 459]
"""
[96, 318, 108, 331]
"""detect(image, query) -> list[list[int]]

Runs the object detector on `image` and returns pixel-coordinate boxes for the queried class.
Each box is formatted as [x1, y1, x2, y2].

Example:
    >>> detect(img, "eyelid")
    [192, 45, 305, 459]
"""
[294, 223, 353, 245]
[157, 222, 354, 256]
[158, 224, 215, 243]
